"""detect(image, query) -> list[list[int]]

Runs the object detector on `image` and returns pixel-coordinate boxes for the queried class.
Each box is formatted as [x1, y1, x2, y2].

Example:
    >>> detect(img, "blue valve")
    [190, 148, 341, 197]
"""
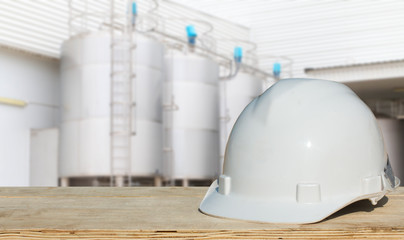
[234, 46, 243, 63]
[273, 62, 281, 78]
[186, 25, 197, 45]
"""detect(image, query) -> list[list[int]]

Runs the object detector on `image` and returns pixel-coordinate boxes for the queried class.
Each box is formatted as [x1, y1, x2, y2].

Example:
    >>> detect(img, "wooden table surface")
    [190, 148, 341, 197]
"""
[0, 187, 403, 239]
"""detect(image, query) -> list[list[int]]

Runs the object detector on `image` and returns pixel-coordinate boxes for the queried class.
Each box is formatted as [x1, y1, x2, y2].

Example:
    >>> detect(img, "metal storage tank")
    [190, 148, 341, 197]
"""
[377, 118, 404, 185]
[60, 31, 164, 182]
[219, 71, 265, 169]
[163, 52, 220, 183]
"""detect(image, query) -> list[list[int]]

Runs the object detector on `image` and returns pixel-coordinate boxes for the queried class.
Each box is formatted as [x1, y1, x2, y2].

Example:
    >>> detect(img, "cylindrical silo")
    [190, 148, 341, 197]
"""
[131, 34, 164, 177]
[219, 71, 266, 170]
[163, 52, 220, 181]
[60, 31, 164, 181]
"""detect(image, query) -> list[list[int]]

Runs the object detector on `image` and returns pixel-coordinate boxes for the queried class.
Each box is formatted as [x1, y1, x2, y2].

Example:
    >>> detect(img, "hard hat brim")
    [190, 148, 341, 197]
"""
[199, 180, 387, 224]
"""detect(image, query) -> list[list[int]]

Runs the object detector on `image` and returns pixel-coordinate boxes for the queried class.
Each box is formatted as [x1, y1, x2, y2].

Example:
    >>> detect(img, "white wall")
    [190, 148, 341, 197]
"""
[172, 0, 404, 77]
[0, 48, 59, 186]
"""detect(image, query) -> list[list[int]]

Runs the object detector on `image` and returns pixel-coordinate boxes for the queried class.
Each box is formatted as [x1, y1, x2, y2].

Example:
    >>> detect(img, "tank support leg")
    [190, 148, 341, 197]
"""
[154, 176, 162, 187]
[182, 179, 189, 187]
[115, 176, 125, 187]
[60, 177, 69, 187]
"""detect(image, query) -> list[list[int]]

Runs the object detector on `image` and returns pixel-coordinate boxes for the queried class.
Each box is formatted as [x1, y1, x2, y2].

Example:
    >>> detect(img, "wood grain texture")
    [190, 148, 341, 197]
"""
[0, 187, 403, 239]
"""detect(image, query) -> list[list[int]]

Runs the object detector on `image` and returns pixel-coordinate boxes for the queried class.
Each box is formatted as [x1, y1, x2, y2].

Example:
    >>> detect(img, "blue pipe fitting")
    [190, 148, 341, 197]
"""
[273, 62, 281, 78]
[186, 25, 197, 45]
[234, 46, 243, 63]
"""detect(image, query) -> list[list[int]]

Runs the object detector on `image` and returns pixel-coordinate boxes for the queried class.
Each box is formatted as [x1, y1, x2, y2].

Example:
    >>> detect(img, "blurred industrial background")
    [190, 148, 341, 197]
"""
[0, 0, 403, 187]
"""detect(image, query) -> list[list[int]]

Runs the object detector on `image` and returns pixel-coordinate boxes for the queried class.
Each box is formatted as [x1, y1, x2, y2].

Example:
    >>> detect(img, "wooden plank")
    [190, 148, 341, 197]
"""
[0, 187, 402, 239]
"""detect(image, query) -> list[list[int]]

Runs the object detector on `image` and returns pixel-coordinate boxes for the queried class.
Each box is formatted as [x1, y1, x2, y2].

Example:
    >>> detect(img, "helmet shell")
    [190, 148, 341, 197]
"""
[200, 78, 399, 223]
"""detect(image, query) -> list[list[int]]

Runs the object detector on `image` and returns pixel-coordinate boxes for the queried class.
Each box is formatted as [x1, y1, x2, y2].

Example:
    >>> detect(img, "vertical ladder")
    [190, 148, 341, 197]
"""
[110, 0, 135, 187]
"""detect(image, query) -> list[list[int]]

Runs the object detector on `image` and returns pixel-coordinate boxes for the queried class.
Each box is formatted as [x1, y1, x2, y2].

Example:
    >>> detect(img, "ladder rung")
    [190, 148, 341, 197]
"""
[110, 170, 130, 174]
[111, 89, 131, 92]
[111, 133, 131, 136]
[111, 130, 131, 134]
[112, 59, 132, 65]
[111, 132, 136, 136]
[111, 130, 131, 133]
[112, 146, 130, 149]
[111, 101, 132, 105]
[111, 40, 133, 45]
[111, 103, 131, 106]
[111, 73, 131, 77]
[111, 120, 131, 122]
[111, 76, 133, 80]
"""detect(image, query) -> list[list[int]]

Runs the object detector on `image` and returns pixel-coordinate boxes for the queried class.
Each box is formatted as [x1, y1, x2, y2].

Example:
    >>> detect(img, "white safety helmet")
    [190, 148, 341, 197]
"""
[200, 78, 400, 224]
